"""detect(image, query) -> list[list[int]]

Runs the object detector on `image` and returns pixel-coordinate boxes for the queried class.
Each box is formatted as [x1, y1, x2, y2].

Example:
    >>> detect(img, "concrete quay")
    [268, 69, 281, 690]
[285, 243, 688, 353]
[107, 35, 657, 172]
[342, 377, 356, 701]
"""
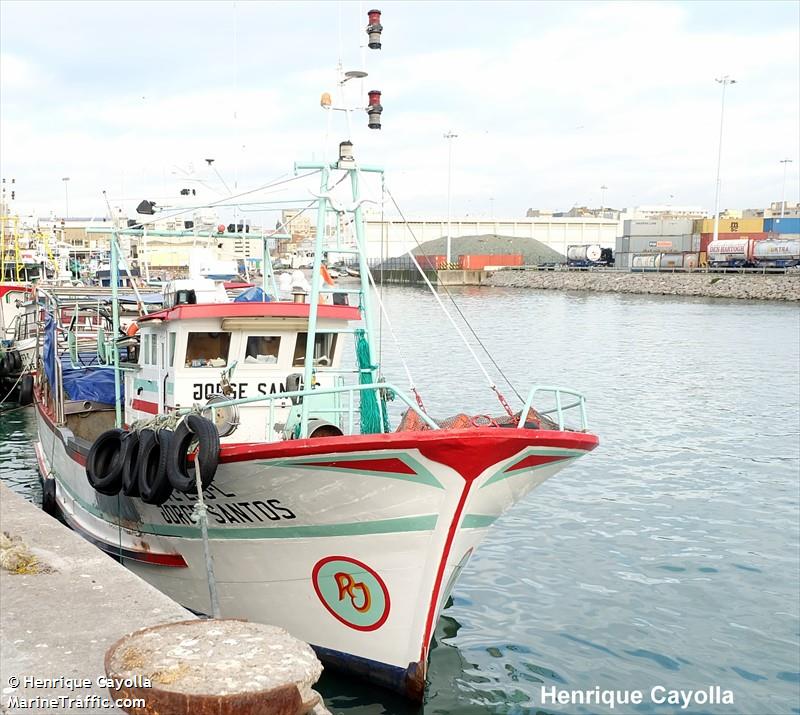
[485, 269, 800, 301]
[0, 483, 194, 714]
[0, 483, 331, 715]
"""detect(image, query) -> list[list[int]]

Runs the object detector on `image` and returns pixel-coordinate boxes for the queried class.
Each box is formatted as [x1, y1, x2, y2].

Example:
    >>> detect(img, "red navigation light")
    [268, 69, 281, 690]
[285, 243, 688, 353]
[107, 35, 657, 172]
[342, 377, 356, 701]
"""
[366, 9, 383, 50]
[217, 224, 226, 233]
[366, 90, 383, 130]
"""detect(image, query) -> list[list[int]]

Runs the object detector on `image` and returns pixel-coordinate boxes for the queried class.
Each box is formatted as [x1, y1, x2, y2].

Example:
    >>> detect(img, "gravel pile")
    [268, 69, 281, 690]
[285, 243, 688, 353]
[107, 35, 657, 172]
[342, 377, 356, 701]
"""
[411, 234, 564, 264]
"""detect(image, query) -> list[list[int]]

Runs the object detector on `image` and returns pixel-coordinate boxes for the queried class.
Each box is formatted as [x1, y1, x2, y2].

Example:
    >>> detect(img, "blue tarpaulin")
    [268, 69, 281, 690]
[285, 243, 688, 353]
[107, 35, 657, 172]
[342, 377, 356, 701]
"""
[62, 367, 120, 403]
[233, 285, 271, 303]
[42, 313, 122, 405]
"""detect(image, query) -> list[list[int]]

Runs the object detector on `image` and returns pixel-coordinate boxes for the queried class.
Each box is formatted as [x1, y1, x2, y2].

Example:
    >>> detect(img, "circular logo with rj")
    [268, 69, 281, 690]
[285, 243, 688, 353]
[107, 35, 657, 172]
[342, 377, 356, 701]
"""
[312, 556, 390, 631]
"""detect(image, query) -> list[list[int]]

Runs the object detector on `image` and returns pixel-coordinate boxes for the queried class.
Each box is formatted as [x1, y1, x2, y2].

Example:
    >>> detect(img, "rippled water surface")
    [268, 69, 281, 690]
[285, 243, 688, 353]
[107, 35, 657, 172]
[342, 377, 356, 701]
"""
[2, 287, 798, 715]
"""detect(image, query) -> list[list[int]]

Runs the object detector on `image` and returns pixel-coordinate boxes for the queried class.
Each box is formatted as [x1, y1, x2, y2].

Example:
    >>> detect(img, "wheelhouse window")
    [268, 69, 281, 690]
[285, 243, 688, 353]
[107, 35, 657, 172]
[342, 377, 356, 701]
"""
[244, 335, 281, 364]
[185, 332, 230, 368]
[293, 332, 337, 367]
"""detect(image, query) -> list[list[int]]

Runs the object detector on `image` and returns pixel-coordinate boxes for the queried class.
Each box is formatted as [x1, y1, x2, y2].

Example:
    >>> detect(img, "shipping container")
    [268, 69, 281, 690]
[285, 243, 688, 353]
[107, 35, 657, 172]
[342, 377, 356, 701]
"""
[623, 219, 694, 236]
[459, 254, 523, 270]
[699, 233, 767, 253]
[623, 219, 661, 237]
[626, 234, 694, 253]
[692, 219, 705, 234]
[753, 238, 800, 265]
[692, 234, 700, 252]
[707, 239, 754, 265]
[660, 219, 694, 235]
[764, 217, 800, 234]
[615, 252, 631, 268]
[415, 255, 446, 269]
[700, 218, 764, 234]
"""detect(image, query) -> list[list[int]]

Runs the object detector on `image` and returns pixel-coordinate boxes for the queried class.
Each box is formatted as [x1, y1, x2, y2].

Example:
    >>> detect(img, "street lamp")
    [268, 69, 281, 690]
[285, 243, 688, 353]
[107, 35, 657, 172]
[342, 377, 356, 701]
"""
[444, 130, 458, 264]
[600, 185, 608, 212]
[712, 76, 736, 245]
[62, 177, 70, 219]
[779, 159, 793, 219]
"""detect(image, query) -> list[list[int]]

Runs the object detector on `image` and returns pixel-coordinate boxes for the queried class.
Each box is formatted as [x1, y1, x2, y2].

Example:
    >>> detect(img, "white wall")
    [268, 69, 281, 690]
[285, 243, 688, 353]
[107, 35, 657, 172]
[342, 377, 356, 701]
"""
[362, 217, 621, 260]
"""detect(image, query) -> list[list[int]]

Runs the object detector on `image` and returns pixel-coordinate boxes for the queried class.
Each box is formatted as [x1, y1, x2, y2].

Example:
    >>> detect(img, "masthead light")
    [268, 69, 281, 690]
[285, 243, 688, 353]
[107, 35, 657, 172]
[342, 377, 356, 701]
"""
[366, 9, 383, 49]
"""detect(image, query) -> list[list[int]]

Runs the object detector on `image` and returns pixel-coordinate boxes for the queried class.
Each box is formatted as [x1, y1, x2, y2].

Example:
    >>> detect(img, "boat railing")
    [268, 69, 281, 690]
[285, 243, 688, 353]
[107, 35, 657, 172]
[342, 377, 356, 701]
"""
[518, 385, 588, 432]
[176, 381, 441, 435]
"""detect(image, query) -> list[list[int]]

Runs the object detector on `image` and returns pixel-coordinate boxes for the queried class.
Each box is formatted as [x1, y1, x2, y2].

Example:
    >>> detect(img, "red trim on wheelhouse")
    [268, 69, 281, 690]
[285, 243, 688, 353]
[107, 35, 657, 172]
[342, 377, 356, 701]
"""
[138, 301, 361, 323]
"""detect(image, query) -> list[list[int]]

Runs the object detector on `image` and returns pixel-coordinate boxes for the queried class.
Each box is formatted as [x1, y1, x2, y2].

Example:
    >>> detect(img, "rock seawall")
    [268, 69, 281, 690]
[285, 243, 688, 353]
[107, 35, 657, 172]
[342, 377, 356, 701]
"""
[485, 270, 800, 301]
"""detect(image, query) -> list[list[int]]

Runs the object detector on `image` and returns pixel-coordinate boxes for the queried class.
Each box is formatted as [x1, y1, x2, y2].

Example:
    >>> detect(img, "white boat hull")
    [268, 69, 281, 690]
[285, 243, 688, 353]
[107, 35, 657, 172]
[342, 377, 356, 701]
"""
[35, 400, 597, 698]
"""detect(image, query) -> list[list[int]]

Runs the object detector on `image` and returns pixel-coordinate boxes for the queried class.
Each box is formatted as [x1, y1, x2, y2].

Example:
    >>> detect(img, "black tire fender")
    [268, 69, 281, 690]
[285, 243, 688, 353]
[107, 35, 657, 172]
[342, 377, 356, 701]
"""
[138, 429, 174, 505]
[167, 414, 220, 493]
[86, 428, 125, 495]
[41, 476, 57, 516]
[120, 430, 141, 497]
[9, 350, 21, 373]
[18, 374, 33, 406]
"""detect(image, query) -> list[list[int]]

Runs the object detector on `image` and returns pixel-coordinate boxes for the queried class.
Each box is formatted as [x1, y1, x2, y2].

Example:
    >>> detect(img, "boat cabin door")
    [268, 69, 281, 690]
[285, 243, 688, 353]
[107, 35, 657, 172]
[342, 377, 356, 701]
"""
[135, 328, 167, 415]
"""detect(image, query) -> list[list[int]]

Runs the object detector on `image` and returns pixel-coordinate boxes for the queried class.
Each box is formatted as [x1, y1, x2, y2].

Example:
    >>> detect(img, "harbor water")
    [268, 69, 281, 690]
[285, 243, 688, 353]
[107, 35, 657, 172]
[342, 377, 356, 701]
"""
[1, 286, 798, 715]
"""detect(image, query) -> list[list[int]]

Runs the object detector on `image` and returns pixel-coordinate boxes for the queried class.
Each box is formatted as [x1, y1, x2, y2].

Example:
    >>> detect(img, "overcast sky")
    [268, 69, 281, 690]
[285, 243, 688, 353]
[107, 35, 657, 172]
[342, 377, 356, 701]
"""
[1, 0, 798, 222]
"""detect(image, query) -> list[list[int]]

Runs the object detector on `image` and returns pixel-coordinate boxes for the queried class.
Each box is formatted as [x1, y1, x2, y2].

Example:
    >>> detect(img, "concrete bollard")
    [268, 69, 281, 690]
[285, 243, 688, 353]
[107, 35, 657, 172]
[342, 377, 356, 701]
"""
[105, 619, 328, 715]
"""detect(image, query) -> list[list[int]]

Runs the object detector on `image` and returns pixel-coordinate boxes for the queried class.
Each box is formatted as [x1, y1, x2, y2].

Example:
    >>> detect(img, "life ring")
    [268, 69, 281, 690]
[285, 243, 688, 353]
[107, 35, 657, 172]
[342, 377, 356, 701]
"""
[138, 429, 174, 505]
[120, 430, 141, 497]
[17, 374, 33, 406]
[86, 428, 125, 495]
[167, 415, 220, 493]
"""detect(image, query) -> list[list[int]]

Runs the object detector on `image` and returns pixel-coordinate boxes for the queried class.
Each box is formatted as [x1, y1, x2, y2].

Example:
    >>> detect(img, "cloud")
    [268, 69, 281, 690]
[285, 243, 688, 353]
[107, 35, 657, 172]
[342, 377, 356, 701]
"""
[0, 1, 797, 219]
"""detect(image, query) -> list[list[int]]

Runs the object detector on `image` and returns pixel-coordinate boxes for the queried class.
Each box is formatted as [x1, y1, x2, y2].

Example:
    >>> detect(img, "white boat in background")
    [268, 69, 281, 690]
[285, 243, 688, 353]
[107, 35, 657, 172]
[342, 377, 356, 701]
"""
[32, 18, 599, 700]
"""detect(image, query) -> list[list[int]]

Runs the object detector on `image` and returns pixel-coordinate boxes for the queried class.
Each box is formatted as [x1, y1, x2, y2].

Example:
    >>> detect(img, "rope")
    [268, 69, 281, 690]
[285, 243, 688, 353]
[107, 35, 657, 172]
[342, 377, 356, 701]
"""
[383, 186, 522, 414]
[130, 412, 181, 434]
[193, 452, 221, 618]
[0, 369, 25, 407]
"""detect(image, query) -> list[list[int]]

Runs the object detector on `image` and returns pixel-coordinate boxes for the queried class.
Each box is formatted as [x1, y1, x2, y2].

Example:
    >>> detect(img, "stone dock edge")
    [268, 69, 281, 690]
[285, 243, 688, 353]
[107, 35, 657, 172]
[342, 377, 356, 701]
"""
[484, 270, 800, 301]
[1, 482, 196, 713]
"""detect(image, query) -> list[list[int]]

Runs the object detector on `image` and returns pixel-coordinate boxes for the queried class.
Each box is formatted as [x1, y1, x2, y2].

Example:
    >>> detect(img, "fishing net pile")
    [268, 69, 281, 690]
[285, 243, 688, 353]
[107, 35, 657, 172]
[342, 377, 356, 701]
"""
[395, 406, 559, 432]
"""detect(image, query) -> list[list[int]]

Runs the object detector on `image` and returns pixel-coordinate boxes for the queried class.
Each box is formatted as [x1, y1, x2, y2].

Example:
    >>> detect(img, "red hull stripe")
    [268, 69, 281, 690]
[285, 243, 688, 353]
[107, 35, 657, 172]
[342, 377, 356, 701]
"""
[220, 429, 598, 482]
[504, 453, 570, 473]
[421, 480, 473, 662]
[131, 398, 159, 414]
[59, 507, 187, 567]
[138, 301, 361, 323]
[294, 457, 417, 475]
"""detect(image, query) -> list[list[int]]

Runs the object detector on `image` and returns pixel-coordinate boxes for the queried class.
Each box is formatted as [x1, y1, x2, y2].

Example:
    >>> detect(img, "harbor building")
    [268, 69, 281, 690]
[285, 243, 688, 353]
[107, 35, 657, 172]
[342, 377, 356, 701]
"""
[360, 215, 620, 261]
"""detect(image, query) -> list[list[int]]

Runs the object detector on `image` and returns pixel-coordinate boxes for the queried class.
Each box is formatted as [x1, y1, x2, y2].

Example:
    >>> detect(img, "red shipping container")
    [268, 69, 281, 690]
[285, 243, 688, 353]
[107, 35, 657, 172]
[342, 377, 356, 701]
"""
[415, 255, 446, 269]
[700, 233, 768, 253]
[459, 254, 523, 270]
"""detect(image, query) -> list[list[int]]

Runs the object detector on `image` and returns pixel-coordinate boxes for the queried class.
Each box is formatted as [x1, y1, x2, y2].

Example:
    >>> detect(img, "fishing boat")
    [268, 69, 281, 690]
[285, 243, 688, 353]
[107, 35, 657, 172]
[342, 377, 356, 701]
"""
[32, 21, 599, 700]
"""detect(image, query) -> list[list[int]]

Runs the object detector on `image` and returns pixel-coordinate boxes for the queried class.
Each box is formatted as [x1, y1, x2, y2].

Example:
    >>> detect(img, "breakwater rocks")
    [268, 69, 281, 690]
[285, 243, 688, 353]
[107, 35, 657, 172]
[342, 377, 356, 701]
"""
[486, 270, 800, 301]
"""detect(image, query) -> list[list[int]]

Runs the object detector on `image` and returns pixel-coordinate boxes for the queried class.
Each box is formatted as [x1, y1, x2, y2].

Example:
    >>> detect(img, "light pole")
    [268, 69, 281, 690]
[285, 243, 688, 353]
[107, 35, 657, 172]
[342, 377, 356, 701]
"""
[444, 130, 458, 264]
[712, 76, 736, 245]
[779, 159, 793, 219]
[600, 185, 608, 212]
[489, 197, 494, 219]
[62, 177, 70, 219]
